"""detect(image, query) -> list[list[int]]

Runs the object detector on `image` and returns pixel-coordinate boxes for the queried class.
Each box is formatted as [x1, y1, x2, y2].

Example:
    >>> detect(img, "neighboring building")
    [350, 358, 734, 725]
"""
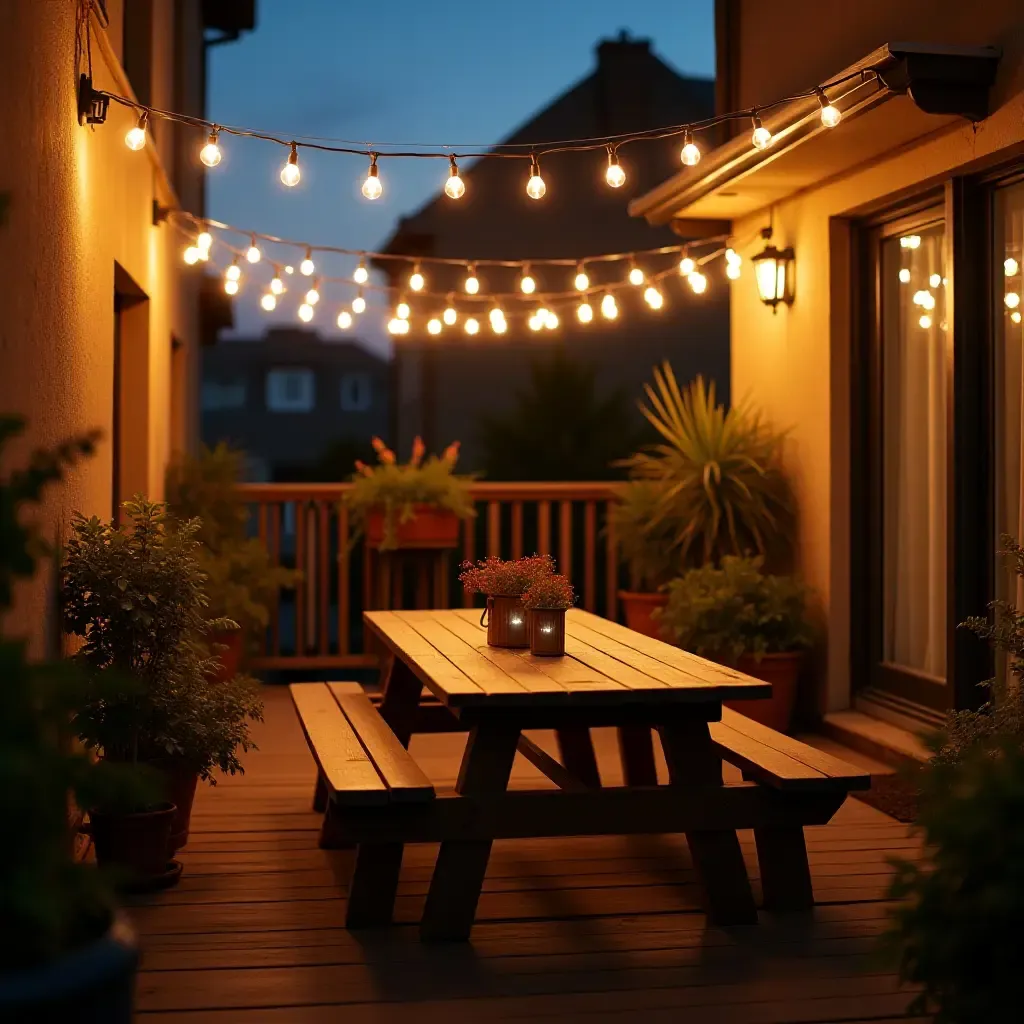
[0, 1, 252, 650]
[378, 32, 729, 472]
[631, 1, 1023, 744]
[201, 329, 389, 480]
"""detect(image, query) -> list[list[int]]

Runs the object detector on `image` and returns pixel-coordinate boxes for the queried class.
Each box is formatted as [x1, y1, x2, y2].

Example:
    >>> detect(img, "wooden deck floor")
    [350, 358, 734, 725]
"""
[128, 686, 924, 1023]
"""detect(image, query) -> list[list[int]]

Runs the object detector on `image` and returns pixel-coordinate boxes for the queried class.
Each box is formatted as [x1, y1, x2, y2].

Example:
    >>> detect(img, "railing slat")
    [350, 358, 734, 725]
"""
[487, 501, 501, 558]
[511, 501, 524, 560]
[462, 515, 475, 607]
[318, 501, 330, 656]
[337, 503, 350, 656]
[538, 500, 551, 556]
[604, 500, 618, 622]
[584, 500, 596, 612]
[270, 503, 281, 657]
[295, 502, 306, 657]
[559, 500, 572, 580]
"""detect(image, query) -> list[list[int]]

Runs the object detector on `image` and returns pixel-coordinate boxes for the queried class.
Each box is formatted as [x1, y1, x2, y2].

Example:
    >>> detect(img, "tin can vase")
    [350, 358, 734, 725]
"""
[529, 608, 566, 656]
[482, 595, 529, 648]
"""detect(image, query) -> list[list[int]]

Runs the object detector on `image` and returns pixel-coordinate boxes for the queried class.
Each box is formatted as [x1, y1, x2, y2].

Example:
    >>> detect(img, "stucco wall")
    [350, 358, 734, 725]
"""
[0, 1, 202, 653]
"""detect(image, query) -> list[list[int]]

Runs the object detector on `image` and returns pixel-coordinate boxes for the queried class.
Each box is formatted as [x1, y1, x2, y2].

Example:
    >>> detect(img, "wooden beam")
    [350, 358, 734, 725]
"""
[516, 735, 591, 792]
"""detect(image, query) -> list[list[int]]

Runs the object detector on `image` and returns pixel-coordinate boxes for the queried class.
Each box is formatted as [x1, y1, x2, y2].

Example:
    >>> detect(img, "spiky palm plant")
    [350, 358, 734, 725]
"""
[621, 363, 795, 569]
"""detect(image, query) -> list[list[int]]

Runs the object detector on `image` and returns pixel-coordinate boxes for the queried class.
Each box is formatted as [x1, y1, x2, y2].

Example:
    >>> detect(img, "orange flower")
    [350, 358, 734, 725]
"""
[410, 435, 425, 467]
[442, 440, 461, 465]
[378, 447, 396, 465]
[354, 459, 373, 477]
[370, 436, 386, 453]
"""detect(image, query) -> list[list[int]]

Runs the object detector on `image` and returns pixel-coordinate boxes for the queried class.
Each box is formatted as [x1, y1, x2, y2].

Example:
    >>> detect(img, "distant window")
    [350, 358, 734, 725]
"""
[201, 379, 247, 411]
[266, 368, 315, 412]
[340, 372, 372, 412]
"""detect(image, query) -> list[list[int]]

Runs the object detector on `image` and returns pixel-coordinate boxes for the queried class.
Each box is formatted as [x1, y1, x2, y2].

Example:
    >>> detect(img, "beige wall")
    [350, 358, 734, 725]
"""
[0, 0, 204, 652]
[722, 4, 1024, 712]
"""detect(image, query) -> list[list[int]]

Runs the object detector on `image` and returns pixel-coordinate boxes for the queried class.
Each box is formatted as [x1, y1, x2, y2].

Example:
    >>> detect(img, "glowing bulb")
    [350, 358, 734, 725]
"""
[300, 250, 315, 276]
[337, 310, 353, 329]
[306, 287, 320, 306]
[353, 259, 369, 284]
[387, 317, 404, 335]
[520, 268, 536, 294]
[396, 300, 411, 320]
[224, 279, 239, 296]
[751, 115, 772, 150]
[644, 286, 664, 309]
[900, 235, 921, 249]
[197, 229, 213, 252]
[225, 263, 241, 282]
[816, 88, 841, 128]
[725, 248, 740, 265]
[680, 130, 700, 166]
[270, 275, 284, 296]
[929, 273, 941, 288]
[601, 293, 618, 320]
[689, 272, 708, 294]
[628, 265, 645, 286]
[488, 306, 505, 324]
[465, 317, 480, 335]
[280, 143, 300, 187]
[919, 314, 932, 329]
[464, 267, 479, 294]
[528, 314, 544, 332]
[361, 155, 383, 200]
[246, 237, 261, 264]
[574, 266, 590, 291]
[1006, 258, 1020, 277]
[298, 303, 314, 322]
[427, 318, 442, 335]
[492, 318, 507, 335]
[526, 156, 546, 200]
[352, 294, 366, 315]
[445, 156, 465, 199]
[577, 301, 593, 323]
[124, 112, 148, 151]
[260, 293, 276, 312]
[1012, 311, 1022, 325]
[679, 256, 696, 276]
[726, 262, 741, 280]
[544, 310, 559, 330]
[1006, 292, 1021, 309]
[898, 268, 911, 284]
[605, 149, 625, 188]
[183, 246, 201, 266]
[443, 305, 457, 326]
[409, 266, 425, 292]
[284, 265, 294, 275]
[200, 131, 222, 167]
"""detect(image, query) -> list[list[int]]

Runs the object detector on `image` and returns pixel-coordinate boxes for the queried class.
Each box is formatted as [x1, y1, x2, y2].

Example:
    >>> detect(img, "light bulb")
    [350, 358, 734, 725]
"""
[396, 300, 410, 320]
[816, 88, 841, 128]
[409, 266, 425, 292]
[520, 269, 536, 294]
[605, 149, 625, 188]
[688, 272, 708, 294]
[125, 112, 148, 151]
[443, 305, 457, 326]
[270, 275, 284, 295]
[751, 115, 772, 151]
[577, 301, 593, 323]
[726, 262, 741, 280]
[601, 293, 618, 320]
[929, 273, 941, 288]
[362, 155, 383, 200]
[427, 318, 442, 335]
[492, 318, 507, 335]
[260, 293, 276, 312]
[352, 293, 366, 315]
[526, 156, 546, 200]
[306, 286, 320, 306]
[183, 246, 201, 265]
[644, 286, 664, 310]
[488, 306, 505, 324]
[464, 267, 479, 294]
[465, 317, 480, 335]
[544, 310, 559, 330]
[919, 314, 932, 329]
[224, 279, 239, 296]
[898, 268, 911, 284]
[246, 237, 261, 264]
[680, 130, 700, 166]
[225, 263, 241, 282]
[574, 265, 590, 291]
[528, 313, 544, 332]
[387, 317, 404, 335]
[900, 235, 921, 249]
[1006, 258, 1020, 277]
[300, 250, 315, 276]
[725, 247, 740, 265]
[628, 265, 645, 286]
[679, 256, 696, 276]
[353, 259, 369, 284]
[200, 131, 222, 167]
[299, 303, 314, 323]
[284, 265, 294, 274]
[197, 229, 213, 252]
[337, 310, 353, 329]
[1012, 311, 1023, 325]
[1006, 292, 1021, 309]
[280, 143, 301, 187]
[445, 156, 465, 199]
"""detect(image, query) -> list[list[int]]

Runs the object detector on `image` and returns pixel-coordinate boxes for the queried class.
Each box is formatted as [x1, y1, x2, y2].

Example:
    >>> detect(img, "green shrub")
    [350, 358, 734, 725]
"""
[608, 479, 684, 591]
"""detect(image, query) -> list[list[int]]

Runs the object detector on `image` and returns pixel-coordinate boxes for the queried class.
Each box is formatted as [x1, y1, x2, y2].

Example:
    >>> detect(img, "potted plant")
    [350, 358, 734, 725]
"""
[459, 555, 554, 648]
[0, 416, 146, 1022]
[166, 443, 299, 679]
[657, 556, 813, 732]
[63, 498, 263, 873]
[522, 572, 576, 656]
[347, 436, 475, 550]
[614, 364, 795, 635]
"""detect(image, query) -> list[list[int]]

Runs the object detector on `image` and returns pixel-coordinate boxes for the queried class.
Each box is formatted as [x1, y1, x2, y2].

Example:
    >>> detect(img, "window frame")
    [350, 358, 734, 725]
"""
[266, 368, 315, 413]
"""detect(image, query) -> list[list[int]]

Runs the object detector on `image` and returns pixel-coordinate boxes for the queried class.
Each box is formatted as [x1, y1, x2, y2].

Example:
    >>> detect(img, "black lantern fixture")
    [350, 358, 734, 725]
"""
[752, 225, 795, 312]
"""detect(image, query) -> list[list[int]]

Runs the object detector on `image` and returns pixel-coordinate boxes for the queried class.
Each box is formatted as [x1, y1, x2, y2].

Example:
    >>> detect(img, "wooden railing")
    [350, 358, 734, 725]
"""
[237, 481, 623, 672]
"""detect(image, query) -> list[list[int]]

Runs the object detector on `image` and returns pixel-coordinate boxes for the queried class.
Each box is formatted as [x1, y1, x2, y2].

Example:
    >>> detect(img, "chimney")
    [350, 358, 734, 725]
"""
[596, 30, 655, 134]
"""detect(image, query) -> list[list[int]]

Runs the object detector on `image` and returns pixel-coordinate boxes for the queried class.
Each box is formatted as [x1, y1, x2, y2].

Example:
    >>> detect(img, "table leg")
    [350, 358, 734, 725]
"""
[555, 726, 601, 788]
[420, 721, 521, 941]
[617, 725, 658, 786]
[754, 826, 814, 911]
[658, 716, 758, 926]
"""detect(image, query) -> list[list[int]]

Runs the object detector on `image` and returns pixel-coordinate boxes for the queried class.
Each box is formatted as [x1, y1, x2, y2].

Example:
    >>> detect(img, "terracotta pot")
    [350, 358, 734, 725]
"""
[207, 627, 243, 683]
[528, 608, 566, 656]
[154, 762, 199, 853]
[90, 802, 177, 888]
[366, 506, 460, 549]
[0, 914, 138, 1023]
[483, 595, 529, 648]
[725, 651, 803, 733]
[618, 590, 668, 639]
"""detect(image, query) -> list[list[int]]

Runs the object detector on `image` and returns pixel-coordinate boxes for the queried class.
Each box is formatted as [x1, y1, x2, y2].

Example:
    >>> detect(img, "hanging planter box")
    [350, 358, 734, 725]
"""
[529, 608, 566, 656]
[483, 595, 529, 648]
[365, 505, 461, 550]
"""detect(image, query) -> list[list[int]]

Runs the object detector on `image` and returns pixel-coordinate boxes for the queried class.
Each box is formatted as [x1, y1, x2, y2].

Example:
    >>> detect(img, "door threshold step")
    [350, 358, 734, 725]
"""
[820, 709, 930, 770]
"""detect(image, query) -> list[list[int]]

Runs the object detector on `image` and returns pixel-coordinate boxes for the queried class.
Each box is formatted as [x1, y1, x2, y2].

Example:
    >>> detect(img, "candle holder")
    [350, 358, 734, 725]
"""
[528, 608, 566, 656]
[482, 595, 529, 648]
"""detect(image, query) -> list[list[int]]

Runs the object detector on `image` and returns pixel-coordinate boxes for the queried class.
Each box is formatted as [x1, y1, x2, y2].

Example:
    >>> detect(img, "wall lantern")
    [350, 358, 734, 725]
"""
[752, 227, 795, 312]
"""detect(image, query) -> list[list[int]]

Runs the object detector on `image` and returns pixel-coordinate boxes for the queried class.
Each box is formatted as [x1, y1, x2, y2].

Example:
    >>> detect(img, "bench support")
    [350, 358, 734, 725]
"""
[555, 725, 602, 788]
[754, 826, 814, 911]
[347, 842, 405, 927]
[312, 773, 328, 814]
[617, 725, 658, 786]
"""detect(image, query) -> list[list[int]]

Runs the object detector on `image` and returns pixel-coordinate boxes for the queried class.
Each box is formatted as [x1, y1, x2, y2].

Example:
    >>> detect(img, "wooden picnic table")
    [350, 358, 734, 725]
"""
[363, 606, 777, 940]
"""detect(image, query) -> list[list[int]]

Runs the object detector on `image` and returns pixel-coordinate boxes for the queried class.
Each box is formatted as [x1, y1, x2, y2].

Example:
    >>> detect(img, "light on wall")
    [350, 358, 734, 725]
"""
[752, 227, 794, 312]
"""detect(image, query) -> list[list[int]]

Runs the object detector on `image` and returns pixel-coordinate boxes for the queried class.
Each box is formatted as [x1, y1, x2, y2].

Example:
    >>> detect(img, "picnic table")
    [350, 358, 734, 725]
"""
[292, 607, 869, 941]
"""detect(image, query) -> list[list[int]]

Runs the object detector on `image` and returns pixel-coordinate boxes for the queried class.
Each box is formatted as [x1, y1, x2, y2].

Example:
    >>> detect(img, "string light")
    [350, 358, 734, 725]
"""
[260, 293, 276, 311]
[544, 310, 559, 330]
[225, 262, 242, 283]
[751, 114, 772, 151]
[444, 156, 465, 200]
[125, 111, 148, 151]
[900, 235, 921, 249]
[396, 299, 411, 320]
[465, 317, 480, 335]
[427, 317, 443, 335]
[919, 313, 932, 329]
[1006, 292, 1021, 309]
[270, 273, 285, 295]
[1007, 258, 1020, 277]
[464, 265, 480, 294]
[605, 147, 625, 188]
[353, 258, 369, 285]
[284, 265, 294, 274]
[280, 143, 301, 187]
[300, 248, 315, 276]
[815, 88, 841, 128]
[929, 273, 942, 288]
[725, 248, 741, 280]
[628, 263, 645, 286]
[577, 301, 593, 323]
[183, 246, 201, 265]
[574, 264, 590, 291]
[361, 154, 383, 200]
[387, 317, 408, 335]
[305, 283, 320, 305]
[337, 310, 353, 329]
[528, 311, 544, 331]
[246, 235, 262, 263]
[898, 268, 911, 283]
[197, 227, 213, 253]
[492, 317, 508, 335]
[526, 155, 546, 200]
[520, 266, 536, 294]
[1012, 311, 1022, 325]
[644, 285, 664, 310]
[443, 303, 458, 326]
[601, 293, 618, 319]
[409, 264, 425, 292]
[680, 130, 700, 167]
[200, 130, 222, 167]
[688, 271, 708, 294]
[224, 278, 239, 296]
[679, 255, 696, 276]
[352, 292, 366, 314]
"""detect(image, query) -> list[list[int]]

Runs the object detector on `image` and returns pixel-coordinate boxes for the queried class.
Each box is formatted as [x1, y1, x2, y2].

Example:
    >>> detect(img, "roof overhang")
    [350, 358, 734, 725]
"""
[629, 43, 1001, 226]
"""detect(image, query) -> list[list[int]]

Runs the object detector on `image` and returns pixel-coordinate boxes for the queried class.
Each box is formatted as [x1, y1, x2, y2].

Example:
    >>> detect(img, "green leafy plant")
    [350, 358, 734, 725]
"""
[165, 443, 298, 645]
[346, 436, 475, 549]
[621, 364, 795, 569]
[460, 554, 554, 598]
[62, 498, 263, 787]
[522, 572, 575, 611]
[608, 478, 683, 591]
[657, 556, 813, 660]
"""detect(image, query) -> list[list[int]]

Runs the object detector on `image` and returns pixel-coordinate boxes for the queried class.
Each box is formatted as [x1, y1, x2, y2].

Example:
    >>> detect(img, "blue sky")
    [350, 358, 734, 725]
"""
[206, 0, 715, 347]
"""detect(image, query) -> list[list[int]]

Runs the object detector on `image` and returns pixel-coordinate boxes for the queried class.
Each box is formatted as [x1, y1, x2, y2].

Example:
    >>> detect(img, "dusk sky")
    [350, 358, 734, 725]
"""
[206, 1, 715, 349]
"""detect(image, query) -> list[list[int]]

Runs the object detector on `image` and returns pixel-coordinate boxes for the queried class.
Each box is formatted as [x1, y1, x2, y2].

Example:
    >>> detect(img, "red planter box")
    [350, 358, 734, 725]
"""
[366, 506, 460, 549]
